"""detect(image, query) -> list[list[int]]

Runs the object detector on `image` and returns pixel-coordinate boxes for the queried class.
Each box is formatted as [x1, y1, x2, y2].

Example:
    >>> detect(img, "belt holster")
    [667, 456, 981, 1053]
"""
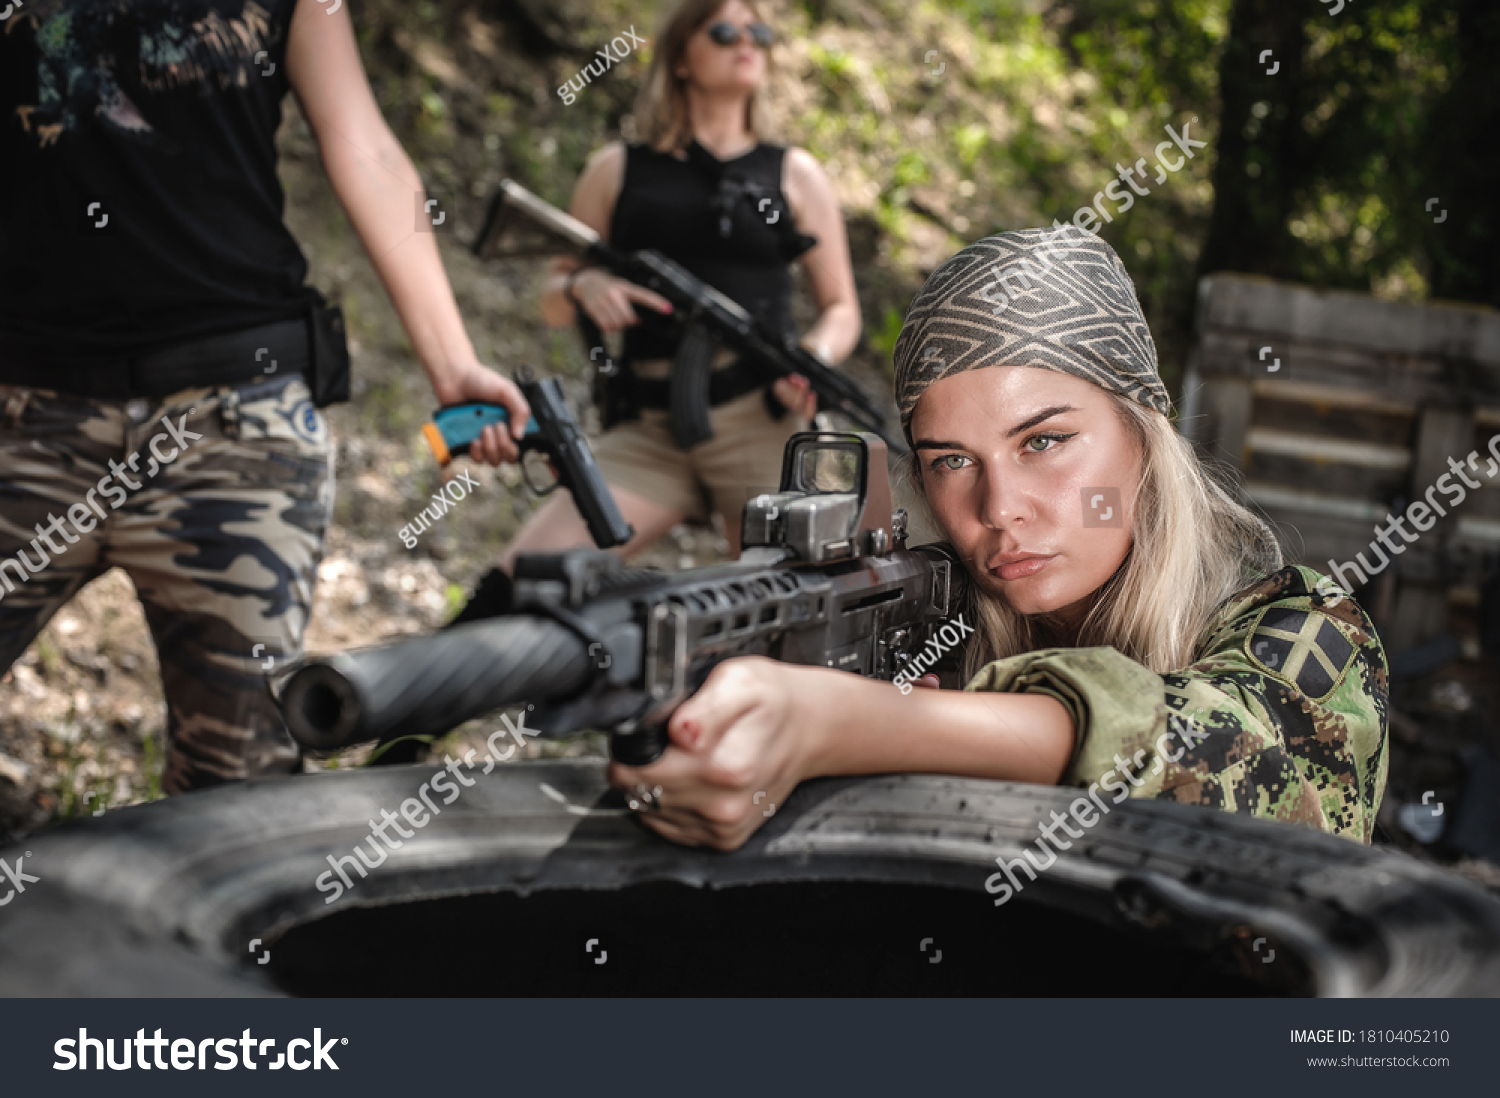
[305, 296, 351, 408]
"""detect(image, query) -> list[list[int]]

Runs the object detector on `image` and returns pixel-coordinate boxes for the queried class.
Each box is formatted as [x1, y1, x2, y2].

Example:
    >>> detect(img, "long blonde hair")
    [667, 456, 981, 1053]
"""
[633, 0, 777, 153]
[898, 382, 1283, 677]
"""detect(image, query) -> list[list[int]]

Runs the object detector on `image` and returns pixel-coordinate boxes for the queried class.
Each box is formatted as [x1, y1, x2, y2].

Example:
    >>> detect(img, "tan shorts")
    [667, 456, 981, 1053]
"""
[591, 384, 809, 524]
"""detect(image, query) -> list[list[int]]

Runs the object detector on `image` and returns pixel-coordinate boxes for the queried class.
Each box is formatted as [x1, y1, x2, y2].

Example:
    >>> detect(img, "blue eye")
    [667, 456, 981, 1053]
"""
[928, 454, 970, 472]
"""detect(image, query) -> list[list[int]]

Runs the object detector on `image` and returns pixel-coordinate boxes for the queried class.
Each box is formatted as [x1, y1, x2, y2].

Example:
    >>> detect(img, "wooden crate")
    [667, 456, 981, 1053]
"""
[1179, 274, 1500, 657]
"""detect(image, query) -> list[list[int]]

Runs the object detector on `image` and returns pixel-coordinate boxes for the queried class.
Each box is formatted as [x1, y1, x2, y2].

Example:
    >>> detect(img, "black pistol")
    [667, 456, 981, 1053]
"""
[422, 375, 634, 550]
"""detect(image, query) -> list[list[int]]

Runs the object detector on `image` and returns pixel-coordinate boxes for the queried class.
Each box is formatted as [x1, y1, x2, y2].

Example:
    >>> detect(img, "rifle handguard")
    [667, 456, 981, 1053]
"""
[281, 616, 594, 751]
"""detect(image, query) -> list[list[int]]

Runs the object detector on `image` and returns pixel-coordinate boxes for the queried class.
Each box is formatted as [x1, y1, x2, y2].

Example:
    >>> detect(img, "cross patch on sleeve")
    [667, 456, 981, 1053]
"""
[1244, 607, 1357, 702]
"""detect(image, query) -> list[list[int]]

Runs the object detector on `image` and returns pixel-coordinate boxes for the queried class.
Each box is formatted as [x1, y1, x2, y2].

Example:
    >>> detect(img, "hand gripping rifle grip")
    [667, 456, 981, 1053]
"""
[279, 616, 594, 751]
[609, 723, 671, 767]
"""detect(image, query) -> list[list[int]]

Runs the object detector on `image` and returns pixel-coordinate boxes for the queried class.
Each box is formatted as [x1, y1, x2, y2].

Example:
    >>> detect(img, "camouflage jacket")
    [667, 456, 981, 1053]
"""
[964, 566, 1390, 842]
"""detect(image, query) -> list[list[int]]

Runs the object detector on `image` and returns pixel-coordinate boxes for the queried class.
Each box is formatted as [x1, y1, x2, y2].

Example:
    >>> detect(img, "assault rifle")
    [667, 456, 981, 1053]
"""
[279, 432, 959, 766]
[472, 179, 904, 453]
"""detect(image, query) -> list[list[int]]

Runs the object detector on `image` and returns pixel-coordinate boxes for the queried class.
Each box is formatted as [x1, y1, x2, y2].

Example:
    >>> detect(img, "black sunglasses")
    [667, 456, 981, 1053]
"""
[705, 20, 775, 49]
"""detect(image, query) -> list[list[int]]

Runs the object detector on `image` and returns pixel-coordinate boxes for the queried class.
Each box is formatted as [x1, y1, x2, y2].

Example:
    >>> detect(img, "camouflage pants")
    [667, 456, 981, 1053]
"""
[0, 373, 332, 793]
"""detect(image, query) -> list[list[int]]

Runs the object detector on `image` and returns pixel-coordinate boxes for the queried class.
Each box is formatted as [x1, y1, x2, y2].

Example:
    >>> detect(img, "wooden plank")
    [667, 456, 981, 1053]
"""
[1252, 394, 1413, 450]
[1194, 377, 1251, 470]
[1243, 482, 1492, 588]
[1195, 332, 1499, 404]
[1187, 274, 1500, 658]
[1197, 274, 1500, 366]
[1409, 408, 1475, 521]
[1387, 406, 1476, 654]
[1246, 427, 1410, 469]
[1245, 453, 1405, 503]
[1387, 588, 1453, 658]
[1249, 377, 1416, 416]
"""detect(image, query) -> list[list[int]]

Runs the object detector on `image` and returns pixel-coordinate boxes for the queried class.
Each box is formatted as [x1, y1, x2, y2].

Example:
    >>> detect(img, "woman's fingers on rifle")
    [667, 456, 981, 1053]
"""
[636, 806, 736, 850]
[621, 282, 674, 316]
[573, 272, 662, 330]
[609, 667, 798, 852]
[667, 658, 768, 755]
[772, 374, 818, 419]
[589, 289, 635, 331]
[632, 810, 696, 845]
[605, 751, 737, 846]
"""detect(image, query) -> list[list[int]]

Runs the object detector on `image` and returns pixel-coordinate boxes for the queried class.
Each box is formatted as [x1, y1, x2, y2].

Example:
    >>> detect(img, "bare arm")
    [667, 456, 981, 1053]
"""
[783, 147, 861, 363]
[799, 665, 1074, 783]
[537, 142, 672, 331]
[285, 1, 524, 462]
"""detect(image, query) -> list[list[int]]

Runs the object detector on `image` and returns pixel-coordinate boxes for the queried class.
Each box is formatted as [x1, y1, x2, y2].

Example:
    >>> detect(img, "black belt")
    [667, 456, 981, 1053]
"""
[0, 317, 311, 400]
[630, 357, 766, 410]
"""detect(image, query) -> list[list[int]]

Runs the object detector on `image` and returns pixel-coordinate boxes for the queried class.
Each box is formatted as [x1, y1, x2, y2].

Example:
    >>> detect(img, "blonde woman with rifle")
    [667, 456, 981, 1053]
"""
[452, 0, 860, 622]
[607, 229, 1390, 852]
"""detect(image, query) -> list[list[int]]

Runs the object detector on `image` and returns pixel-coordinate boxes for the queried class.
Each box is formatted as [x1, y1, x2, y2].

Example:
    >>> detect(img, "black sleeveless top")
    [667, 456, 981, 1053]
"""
[609, 141, 813, 368]
[0, 0, 315, 371]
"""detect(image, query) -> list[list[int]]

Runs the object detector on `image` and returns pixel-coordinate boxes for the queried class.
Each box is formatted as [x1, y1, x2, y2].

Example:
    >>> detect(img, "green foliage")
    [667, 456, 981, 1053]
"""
[868, 305, 905, 364]
[56, 768, 110, 821]
[337, 0, 1485, 414]
[139, 731, 163, 804]
[1195, 0, 1494, 308]
[33, 633, 60, 678]
[444, 582, 466, 618]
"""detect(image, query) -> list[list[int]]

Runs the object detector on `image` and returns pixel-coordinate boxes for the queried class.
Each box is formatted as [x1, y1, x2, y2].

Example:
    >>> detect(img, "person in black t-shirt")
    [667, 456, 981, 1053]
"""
[0, 1, 527, 793]
[451, 0, 862, 624]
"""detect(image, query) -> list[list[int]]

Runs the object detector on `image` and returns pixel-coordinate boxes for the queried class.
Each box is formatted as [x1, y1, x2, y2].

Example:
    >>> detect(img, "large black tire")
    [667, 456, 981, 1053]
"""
[3, 761, 1499, 996]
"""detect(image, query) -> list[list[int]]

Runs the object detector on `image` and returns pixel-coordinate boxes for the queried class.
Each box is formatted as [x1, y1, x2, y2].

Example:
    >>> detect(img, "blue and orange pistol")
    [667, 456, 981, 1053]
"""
[421, 376, 633, 550]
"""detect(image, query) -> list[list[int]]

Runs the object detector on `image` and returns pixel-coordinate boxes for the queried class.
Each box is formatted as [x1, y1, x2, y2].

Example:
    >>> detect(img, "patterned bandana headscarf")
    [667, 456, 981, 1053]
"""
[892, 227, 1168, 442]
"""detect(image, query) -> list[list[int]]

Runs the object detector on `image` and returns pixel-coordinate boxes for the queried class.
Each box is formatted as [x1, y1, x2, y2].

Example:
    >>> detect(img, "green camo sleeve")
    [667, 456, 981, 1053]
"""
[963, 566, 1390, 842]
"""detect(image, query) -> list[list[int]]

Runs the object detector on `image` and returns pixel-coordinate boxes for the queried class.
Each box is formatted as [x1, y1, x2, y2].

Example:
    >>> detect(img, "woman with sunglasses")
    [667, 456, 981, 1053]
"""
[606, 229, 1391, 853]
[452, 0, 860, 620]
